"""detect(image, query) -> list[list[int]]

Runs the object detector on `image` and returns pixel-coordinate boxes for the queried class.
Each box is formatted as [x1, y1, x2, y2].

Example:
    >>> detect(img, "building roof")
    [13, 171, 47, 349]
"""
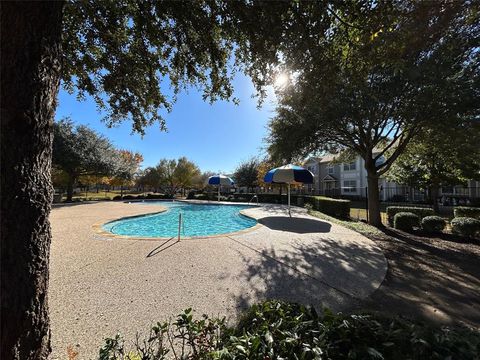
[318, 154, 338, 163]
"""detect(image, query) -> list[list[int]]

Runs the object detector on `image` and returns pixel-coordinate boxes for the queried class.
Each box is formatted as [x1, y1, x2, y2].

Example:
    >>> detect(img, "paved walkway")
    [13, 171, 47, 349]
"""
[49, 201, 386, 359]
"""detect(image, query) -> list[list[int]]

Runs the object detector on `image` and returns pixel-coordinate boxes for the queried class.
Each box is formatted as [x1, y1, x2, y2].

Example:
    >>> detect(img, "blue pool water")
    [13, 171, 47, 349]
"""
[103, 202, 257, 238]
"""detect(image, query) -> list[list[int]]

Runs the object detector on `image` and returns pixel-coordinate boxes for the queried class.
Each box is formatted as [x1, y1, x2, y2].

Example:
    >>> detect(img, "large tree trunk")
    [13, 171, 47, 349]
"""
[430, 183, 440, 213]
[66, 175, 75, 202]
[1, 2, 64, 359]
[367, 172, 383, 227]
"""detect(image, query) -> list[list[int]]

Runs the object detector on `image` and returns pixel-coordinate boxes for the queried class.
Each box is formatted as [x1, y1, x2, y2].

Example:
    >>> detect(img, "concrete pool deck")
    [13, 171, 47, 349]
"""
[49, 200, 387, 359]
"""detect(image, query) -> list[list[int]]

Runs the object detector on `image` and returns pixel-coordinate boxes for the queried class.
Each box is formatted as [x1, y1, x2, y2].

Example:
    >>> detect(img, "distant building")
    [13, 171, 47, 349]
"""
[304, 154, 400, 200]
[303, 154, 480, 204]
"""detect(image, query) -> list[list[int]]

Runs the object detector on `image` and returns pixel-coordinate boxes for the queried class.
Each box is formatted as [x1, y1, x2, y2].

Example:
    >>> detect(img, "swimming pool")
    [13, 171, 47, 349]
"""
[103, 202, 258, 238]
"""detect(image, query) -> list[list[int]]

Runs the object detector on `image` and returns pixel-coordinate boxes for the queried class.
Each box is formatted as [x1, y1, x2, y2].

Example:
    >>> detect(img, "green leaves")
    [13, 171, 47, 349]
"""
[233, 158, 259, 190]
[53, 118, 124, 179]
[97, 300, 480, 360]
[137, 157, 201, 194]
[62, 0, 238, 134]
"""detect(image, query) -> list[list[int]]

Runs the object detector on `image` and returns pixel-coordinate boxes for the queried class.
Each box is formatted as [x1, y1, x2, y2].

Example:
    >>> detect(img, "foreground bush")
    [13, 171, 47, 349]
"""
[454, 206, 480, 219]
[394, 212, 420, 232]
[421, 216, 446, 233]
[98, 300, 479, 360]
[386, 206, 434, 226]
[451, 217, 480, 238]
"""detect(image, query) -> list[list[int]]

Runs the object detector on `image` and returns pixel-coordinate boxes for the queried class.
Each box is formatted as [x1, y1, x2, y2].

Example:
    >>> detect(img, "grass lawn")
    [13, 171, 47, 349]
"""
[349, 207, 388, 224]
[61, 190, 145, 201]
[309, 209, 389, 239]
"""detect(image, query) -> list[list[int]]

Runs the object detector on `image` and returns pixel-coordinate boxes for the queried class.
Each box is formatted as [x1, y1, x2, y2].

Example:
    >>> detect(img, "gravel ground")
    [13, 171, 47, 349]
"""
[48, 201, 386, 359]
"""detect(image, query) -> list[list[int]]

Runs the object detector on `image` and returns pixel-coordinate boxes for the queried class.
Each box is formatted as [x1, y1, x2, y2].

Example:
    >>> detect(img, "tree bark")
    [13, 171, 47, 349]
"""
[66, 175, 75, 202]
[1, 2, 64, 359]
[430, 183, 440, 213]
[367, 172, 383, 227]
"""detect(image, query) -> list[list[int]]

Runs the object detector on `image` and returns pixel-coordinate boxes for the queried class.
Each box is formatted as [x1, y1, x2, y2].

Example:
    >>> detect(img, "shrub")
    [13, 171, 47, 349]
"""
[394, 212, 420, 232]
[186, 191, 195, 199]
[451, 217, 480, 238]
[421, 216, 446, 233]
[194, 193, 207, 200]
[388, 194, 406, 202]
[146, 193, 172, 199]
[386, 206, 434, 226]
[454, 206, 480, 219]
[311, 196, 350, 218]
[99, 300, 480, 360]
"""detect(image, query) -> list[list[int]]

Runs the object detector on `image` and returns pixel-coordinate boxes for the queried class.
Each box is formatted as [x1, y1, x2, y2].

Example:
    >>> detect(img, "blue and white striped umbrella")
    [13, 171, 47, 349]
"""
[264, 164, 314, 215]
[207, 174, 234, 186]
[264, 164, 314, 184]
[207, 175, 234, 201]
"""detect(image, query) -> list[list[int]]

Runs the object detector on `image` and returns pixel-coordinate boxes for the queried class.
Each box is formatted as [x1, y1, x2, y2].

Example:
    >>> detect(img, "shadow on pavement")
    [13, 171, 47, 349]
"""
[146, 237, 179, 257]
[228, 237, 385, 313]
[258, 216, 332, 233]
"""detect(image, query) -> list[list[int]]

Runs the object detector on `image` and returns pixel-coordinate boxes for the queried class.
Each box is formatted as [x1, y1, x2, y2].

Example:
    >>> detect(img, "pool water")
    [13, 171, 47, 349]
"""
[103, 202, 257, 238]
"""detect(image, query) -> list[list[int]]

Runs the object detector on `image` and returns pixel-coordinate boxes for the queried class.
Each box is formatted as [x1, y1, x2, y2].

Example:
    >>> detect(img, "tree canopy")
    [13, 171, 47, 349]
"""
[137, 157, 201, 195]
[108, 150, 143, 188]
[263, 1, 479, 224]
[387, 119, 480, 210]
[233, 158, 259, 192]
[52, 119, 135, 200]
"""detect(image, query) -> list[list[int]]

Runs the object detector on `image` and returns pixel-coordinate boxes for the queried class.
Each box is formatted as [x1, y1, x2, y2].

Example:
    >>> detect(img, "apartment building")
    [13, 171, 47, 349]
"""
[304, 154, 401, 201]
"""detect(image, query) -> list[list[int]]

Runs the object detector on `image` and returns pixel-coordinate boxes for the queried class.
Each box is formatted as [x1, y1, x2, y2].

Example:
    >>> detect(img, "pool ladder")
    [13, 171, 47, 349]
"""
[248, 194, 259, 205]
[177, 212, 185, 240]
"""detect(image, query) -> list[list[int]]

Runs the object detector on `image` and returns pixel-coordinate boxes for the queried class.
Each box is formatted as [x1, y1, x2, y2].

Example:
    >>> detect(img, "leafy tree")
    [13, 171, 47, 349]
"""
[52, 119, 122, 201]
[2, 3, 259, 356]
[155, 157, 201, 196]
[3, 1, 478, 358]
[173, 157, 202, 196]
[233, 158, 260, 192]
[387, 120, 480, 212]
[136, 157, 200, 196]
[263, 1, 479, 225]
[192, 170, 216, 190]
[108, 150, 143, 198]
[136, 167, 162, 193]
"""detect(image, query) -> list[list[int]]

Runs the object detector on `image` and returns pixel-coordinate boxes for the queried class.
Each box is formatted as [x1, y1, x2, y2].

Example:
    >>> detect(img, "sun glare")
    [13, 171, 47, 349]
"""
[274, 73, 289, 88]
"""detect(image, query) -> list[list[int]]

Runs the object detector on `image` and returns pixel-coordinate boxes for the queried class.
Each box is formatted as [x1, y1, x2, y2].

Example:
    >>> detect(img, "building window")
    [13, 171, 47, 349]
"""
[441, 186, 453, 194]
[343, 180, 357, 193]
[343, 161, 356, 171]
[327, 165, 334, 174]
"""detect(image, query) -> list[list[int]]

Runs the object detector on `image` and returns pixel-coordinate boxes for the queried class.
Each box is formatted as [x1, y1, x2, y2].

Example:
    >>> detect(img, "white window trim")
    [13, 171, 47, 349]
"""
[343, 161, 356, 171]
[343, 180, 357, 193]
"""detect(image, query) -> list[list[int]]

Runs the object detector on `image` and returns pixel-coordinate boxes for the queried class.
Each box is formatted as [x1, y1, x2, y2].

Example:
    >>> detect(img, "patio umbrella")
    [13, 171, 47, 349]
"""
[263, 164, 314, 216]
[207, 175, 234, 201]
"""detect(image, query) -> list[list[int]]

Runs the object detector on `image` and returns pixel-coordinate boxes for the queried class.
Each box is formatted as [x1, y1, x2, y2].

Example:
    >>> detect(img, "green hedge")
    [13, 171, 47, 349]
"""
[454, 206, 480, 219]
[394, 212, 420, 232]
[451, 217, 480, 238]
[311, 196, 350, 218]
[230, 193, 350, 219]
[99, 300, 480, 360]
[386, 206, 434, 226]
[421, 216, 446, 233]
[112, 193, 172, 201]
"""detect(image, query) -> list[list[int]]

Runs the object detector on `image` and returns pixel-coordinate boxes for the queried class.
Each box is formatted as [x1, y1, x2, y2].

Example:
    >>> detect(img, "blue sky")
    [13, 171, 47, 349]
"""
[55, 74, 277, 174]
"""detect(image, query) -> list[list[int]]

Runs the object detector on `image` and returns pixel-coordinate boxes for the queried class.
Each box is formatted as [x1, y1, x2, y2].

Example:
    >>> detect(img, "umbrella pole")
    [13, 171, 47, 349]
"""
[288, 183, 291, 217]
